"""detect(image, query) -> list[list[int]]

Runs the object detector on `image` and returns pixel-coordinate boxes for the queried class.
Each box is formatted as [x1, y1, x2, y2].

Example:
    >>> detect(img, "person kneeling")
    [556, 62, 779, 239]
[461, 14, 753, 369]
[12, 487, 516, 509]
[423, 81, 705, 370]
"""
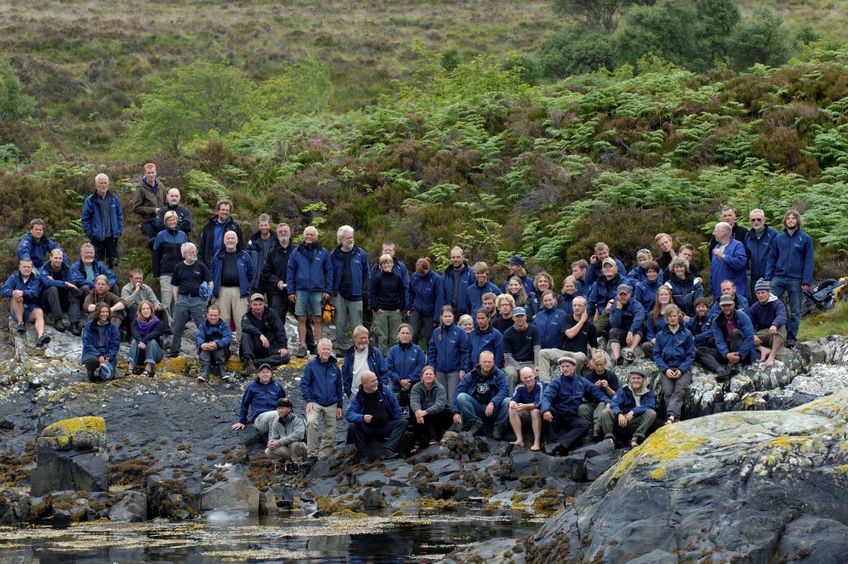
[345, 371, 407, 462]
[508, 366, 543, 451]
[409, 366, 450, 451]
[265, 399, 307, 472]
[599, 368, 657, 448]
[452, 351, 510, 439]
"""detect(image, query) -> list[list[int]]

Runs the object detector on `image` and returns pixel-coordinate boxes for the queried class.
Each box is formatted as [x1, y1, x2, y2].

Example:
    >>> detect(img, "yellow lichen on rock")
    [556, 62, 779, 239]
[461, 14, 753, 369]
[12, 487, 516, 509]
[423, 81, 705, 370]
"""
[606, 426, 706, 490]
[39, 416, 106, 450]
[649, 467, 667, 480]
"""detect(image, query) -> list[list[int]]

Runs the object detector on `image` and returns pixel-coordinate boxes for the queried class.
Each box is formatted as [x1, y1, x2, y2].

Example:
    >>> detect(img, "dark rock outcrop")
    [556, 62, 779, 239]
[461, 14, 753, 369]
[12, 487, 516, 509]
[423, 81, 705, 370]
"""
[30, 416, 108, 496]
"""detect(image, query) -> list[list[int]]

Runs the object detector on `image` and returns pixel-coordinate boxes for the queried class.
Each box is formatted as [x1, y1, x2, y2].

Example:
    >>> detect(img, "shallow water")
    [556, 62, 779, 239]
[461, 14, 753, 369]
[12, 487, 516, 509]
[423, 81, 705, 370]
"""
[0, 510, 541, 562]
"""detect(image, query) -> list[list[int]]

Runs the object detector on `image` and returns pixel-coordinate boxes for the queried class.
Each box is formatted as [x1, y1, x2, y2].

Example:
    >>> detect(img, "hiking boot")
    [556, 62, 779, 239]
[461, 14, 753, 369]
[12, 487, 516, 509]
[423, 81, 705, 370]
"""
[468, 424, 482, 437]
[15, 322, 26, 334]
[167, 350, 180, 358]
[36, 334, 51, 347]
[381, 448, 399, 460]
[296, 346, 307, 359]
[217, 363, 226, 378]
[69, 322, 81, 336]
[241, 358, 256, 376]
[54, 319, 66, 333]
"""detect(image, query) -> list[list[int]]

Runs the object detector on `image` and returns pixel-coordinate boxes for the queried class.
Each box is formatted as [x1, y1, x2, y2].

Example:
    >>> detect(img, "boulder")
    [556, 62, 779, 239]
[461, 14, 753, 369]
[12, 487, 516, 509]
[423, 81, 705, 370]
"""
[0, 489, 30, 524]
[108, 491, 147, 522]
[200, 463, 260, 514]
[146, 452, 202, 520]
[30, 416, 108, 496]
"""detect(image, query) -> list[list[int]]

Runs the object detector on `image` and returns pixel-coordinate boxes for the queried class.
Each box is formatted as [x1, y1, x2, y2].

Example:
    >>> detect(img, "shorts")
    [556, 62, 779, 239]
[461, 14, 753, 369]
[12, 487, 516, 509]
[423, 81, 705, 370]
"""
[756, 326, 787, 347]
[10, 303, 41, 321]
[295, 290, 324, 317]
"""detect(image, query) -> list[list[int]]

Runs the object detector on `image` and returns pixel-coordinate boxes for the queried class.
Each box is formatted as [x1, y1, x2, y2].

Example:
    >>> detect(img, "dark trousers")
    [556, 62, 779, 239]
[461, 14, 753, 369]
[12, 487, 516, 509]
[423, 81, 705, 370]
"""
[199, 348, 229, 368]
[81, 355, 116, 381]
[409, 310, 434, 348]
[350, 418, 407, 457]
[239, 333, 291, 366]
[696, 328, 747, 372]
[271, 292, 314, 349]
[544, 412, 590, 452]
[67, 285, 91, 325]
[409, 409, 451, 445]
[141, 220, 158, 248]
[91, 237, 119, 267]
[41, 286, 79, 323]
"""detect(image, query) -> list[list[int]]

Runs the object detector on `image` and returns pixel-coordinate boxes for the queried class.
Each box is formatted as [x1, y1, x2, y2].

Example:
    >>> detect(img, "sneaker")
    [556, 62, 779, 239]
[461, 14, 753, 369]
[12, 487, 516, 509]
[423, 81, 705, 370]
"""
[69, 322, 81, 336]
[296, 346, 307, 359]
[381, 448, 399, 460]
[221, 373, 234, 382]
[197, 372, 209, 384]
[54, 319, 66, 333]
[36, 334, 51, 347]
[623, 349, 636, 364]
[16, 322, 26, 334]
[167, 350, 180, 358]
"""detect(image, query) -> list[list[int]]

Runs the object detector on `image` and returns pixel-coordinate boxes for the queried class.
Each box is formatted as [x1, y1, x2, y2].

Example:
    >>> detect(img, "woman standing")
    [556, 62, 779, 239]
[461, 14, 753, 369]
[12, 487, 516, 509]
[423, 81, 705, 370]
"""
[653, 305, 695, 425]
[427, 306, 471, 403]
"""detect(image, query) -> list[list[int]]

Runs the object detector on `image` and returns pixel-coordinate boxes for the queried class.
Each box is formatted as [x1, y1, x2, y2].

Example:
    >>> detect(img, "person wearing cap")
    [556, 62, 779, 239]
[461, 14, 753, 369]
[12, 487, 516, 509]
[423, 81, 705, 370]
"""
[502, 306, 540, 390]
[709, 221, 748, 297]
[210, 230, 254, 340]
[541, 354, 610, 455]
[653, 304, 696, 425]
[345, 370, 407, 461]
[441, 246, 475, 317]
[501, 255, 535, 297]
[240, 292, 290, 375]
[707, 279, 749, 323]
[587, 256, 624, 336]
[265, 398, 308, 466]
[747, 278, 787, 367]
[697, 293, 755, 382]
[599, 368, 657, 447]
[232, 362, 287, 433]
[452, 351, 510, 439]
[300, 338, 343, 460]
[196, 303, 232, 382]
[608, 284, 645, 366]
[765, 209, 813, 347]
[584, 242, 627, 287]
[508, 366, 544, 450]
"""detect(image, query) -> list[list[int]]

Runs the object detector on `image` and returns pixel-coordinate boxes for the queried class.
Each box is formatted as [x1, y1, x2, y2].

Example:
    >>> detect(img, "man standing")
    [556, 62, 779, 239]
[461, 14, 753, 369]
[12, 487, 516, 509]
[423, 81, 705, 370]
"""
[154, 188, 193, 237]
[709, 222, 748, 297]
[210, 231, 253, 338]
[81, 173, 123, 267]
[345, 371, 407, 461]
[17, 218, 61, 272]
[744, 208, 779, 302]
[168, 243, 211, 357]
[132, 162, 167, 247]
[300, 339, 343, 461]
[708, 206, 748, 257]
[246, 213, 277, 292]
[441, 246, 475, 317]
[330, 225, 369, 352]
[287, 226, 332, 358]
[765, 210, 813, 347]
[198, 198, 243, 268]
[240, 293, 290, 374]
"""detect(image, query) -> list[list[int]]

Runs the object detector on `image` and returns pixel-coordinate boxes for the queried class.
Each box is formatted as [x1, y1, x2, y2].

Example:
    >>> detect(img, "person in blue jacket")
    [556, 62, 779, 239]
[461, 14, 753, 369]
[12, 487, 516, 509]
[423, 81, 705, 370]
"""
[17, 218, 62, 272]
[686, 297, 714, 348]
[300, 339, 343, 460]
[39, 248, 80, 333]
[2, 259, 54, 346]
[80, 173, 123, 268]
[748, 279, 788, 367]
[69, 243, 118, 336]
[451, 351, 510, 439]
[626, 249, 663, 286]
[231, 362, 286, 434]
[707, 279, 749, 322]
[428, 305, 472, 404]
[469, 308, 505, 368]
[666, 257, 704, 319]
[534, 291, 566, 349]
[587, 258, 624, 334]
[584, 243, 627, 287]
[386, 324, 426, 405]
[81, 303, 120, 381]
[330, 225, 369, 352]
[441, 247, 475, 317]
[709, 222, 747, 297]
[196, 304, 233, 382]
[466, 261, 501, 315]
[500, 255, 535, 297]
[287, 225, 332, 358]
[197, 198, 243, 268]
[342, 326, 391, 397]
[608, 285, 646, 365]
[408, 257, 442, 346]
[744, 208, 780, 302]
[541, 354, 610, 455]
[697, 294, 756, 382]
[634, 261, 663, 313]
[765, 209, 814, 346]
[508, 366, 544, 451]
[345, 371, 407, 461]
[653, 305, 696, 425]
[598, 368, 657, 447]
[210, 230, 254, 339]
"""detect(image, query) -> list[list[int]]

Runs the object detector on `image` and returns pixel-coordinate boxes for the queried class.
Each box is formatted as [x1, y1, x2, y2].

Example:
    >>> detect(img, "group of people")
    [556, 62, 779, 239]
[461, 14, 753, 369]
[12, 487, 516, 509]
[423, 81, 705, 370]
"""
[3, 166, 815, 464]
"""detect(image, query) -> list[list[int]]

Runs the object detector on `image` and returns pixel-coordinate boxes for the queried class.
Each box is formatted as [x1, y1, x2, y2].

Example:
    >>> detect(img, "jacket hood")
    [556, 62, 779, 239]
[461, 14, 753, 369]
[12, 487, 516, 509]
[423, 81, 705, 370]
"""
[625, 383, 650, 398]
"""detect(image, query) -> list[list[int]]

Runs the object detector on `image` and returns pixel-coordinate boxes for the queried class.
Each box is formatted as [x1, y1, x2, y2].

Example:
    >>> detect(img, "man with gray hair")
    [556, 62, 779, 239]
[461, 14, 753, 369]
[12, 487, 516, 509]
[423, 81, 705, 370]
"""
[287, 225, 332, 358]
[709, 221, 748, 296]
[331, 225, 369, 352]
[81, 173, 124, 268]
[168, 242, 211, 356]
[744, 208, 779, 302]
[708, 206, 748, 257]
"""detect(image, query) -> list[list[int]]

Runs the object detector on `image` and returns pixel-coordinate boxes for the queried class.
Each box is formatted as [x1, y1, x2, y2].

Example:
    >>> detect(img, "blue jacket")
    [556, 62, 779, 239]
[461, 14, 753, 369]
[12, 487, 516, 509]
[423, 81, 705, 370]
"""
[533, 306, 566, 349]
[453, 365, 509, 413]
[541, 374, 609, 416]
[666, 274, 704, 318]
[409, 270, 443, 316]
[342, 345, 390, 397]
[653, 325, 696, 373]
[17, 234, 61, 270]
[81, 320, 120, 360]
[69, 260, 117, 289]
[585, 257, 627, 287]
[2, 272, 50, 307]
[558, 292, 576, 317]
[287, 242, 332, 294]
[210, 249, 254, 298]
[511, 291, 538, 320]
[634, 278, 662, 313]
[466, 280, 500, 315]
[610, 385, 657, 416]
[708, 293, 749, 322]
[712, 309, 756, 363]
[747, 295, 787, 330]
[198, 216, 244, 268]
[345, 382, 403, 423]
[428, 323, 472, 374]
[501, 275, 535, 297]
[331, 245, 370, 300]
[686, 313, 713, 346]
[81, 191, 124, 241]
[766, 228, 814, 285]
[588, 273, 623, 317]
[195, 319, 233, 351]
[238, 377, 287, 424]
[626, 266, 663, 286]
[441, 263, 476, 316]
[609, 298, 646, 333]
[469, 325, 505, 368]
[745, 226, 780, 282]
[386, 342, 426, 392]
[709, 238, 747, 296]
[645, 312, 669, 341]
[300, 355, 342, 407]
[152, 228, 189, 277]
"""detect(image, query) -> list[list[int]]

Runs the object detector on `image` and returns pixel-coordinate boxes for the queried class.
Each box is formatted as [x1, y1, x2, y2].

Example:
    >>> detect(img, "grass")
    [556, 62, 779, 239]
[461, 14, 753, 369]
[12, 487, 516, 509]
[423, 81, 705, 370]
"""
[739, 0, 848, 40]
[798, 301, 848, 341]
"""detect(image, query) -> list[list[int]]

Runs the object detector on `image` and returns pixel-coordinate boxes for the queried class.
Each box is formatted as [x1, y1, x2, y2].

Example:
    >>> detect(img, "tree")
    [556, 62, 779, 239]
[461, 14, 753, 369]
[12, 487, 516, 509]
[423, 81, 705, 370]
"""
[0, 59, 35, 121]
[257, 60, 333, 117]
[124, 61, 256, 155]
[537, 27, 617, 78]
[728, 8, 793, 71]
[553, 0, 650, 32]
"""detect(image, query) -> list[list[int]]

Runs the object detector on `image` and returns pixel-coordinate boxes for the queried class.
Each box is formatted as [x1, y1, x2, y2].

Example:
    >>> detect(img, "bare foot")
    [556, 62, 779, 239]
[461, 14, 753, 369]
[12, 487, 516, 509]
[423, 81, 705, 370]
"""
[511, 440, 524, 447]
[764, 358, 775, 367]
[530, 444, 541, 451]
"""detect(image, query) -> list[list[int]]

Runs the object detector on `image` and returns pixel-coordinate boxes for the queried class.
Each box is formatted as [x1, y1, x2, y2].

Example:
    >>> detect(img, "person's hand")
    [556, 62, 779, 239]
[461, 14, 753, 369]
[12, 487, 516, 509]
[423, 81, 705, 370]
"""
[616, 300, 623, 310]
[713, 248, 724, 260]
[727, 352, 740, 365]
[277, 281, 285, 291]
[666, 369, 675, 378]
[543, 411, 553, 423]
[416, 415, 425, 425]
[769, 325, 778, 336]
[306, 402, 315, 414]
[597, 380, 608, 390]
[626, 411, 634, 423]
[363, 414, 373, 424]
[802, 284, 811, 293]
[509, 401, 519, 411]
[458, 370, 465, 379]
[288, 294, 296, 304]
[278, 348, 288, 357]
[98, 355, 106, 364]
[618, 413, 627, 428]
[580, 311, 588, 323]
[232, 422, 245, 431]
[259, 334, 270, 348]
[322, 292, 331, 301]
[400, 379, 412, 391]
[65, 282, 78, 290]
[268, 440, 279, 449]
[336, 407, 342, 419]
[590, 254, 598, 265]
[753, 335, 762, 347]
[138, 342, 146, 350]
[453, 413, 463, 425]
[11, 289, 23, 299]
[673, 369, 682, 379]
[485, 402, 494, 418]
[414, 409, 427, 420]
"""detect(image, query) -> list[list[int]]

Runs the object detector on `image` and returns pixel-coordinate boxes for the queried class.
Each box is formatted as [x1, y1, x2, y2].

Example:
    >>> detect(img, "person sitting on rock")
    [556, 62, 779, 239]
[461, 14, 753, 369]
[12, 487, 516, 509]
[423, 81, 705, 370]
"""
[2, 258, 52, 346]
[642, 285, 674, 357]
[451, 351, 510, 439]
[343, 325, 391, 398]
[300, 338, 343, 461]
[541, 354, 610, 455]
[558, 275, 579, 317]
[469, 307, 504, 369]
[265, 398, 307, 470]
[653, 304, 696, 425]
[83, 274, 125, 328]
[39, 248, 79, 333]
[748, 279, 787, 367]
[121, 269, 167, 327]
[81, 302, 120, 381]
[69, 242, 117, 335]
[697, 294, 756, 383]
[555, 296, 601, 378]
[503, 306, 540, 390]
[707, 279, 749, 322]
[686, 297, 714, 348]
[608, 284, 645, 365]
[239, 293, 290, 376]
[196, 304, 232, 382]
[345, 370, 407, 462]
[409, 365, 450, 451]
[127, 299, 166, 377]
[387, 323, 426, 413]
[599, 368, 657, 447]
[580, 350, 619, 440]
[17, 218, 61, 272]
[627, 249, 663, 286]
[508, 366, 544, 451]
[232, 363, 287, 434]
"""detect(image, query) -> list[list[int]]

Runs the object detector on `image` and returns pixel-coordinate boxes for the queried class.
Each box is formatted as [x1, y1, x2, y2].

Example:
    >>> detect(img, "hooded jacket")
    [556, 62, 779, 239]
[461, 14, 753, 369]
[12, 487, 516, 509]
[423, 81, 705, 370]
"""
[238, 377, 287, 425]
[746, 294, 787, 331]
[409, 269, 443, 317]
[588, 273, 623, 317]
[610, 383, 656, 416]
[81, 191, 124, 242]
[665, 273, 704, 318]
[17, 233, 61, 270]
[541, 373, 609, 416]
[453, 364, 509, 414]
[428, 323, 472, 374]
[268, 411, 306, 445]
[441, 262, 475, 316]
[711, 309, 755, 364]
[653, 324, 696, 373]
[198, 215, 243, 267]
[469, 325, 505, 368]
[195, 318, 233, 351]
[533, 306, 566, 349]
[300, 355, 342, 407]
[609, 298, 646, 334]
[465, 280, 501, 315]
[210, 248, 254, 298]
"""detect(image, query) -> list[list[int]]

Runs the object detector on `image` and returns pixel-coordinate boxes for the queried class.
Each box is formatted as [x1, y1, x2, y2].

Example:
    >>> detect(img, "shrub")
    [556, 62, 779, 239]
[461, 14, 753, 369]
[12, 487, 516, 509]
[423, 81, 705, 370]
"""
[536, 27, 616, 79]
[728, 8, 793, 71]
[0, 59, 35, 121]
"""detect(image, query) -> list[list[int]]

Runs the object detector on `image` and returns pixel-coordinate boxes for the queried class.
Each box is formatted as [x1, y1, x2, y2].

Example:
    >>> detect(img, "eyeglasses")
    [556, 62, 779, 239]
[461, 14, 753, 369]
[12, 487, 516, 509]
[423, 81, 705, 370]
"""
[750, 218, 763, 222]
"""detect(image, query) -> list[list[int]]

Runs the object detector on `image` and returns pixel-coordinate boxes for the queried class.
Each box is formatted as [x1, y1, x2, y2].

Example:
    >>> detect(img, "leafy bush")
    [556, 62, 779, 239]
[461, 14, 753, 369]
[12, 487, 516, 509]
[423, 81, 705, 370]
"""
[536, 28, 616, 78]
[728, 8, 793, 71]
[0, 59, 35, 121]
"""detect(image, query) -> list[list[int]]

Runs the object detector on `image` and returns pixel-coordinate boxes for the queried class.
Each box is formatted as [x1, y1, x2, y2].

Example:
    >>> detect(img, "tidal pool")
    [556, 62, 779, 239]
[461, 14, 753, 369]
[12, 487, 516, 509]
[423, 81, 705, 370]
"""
[0, 510, 541, 562]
